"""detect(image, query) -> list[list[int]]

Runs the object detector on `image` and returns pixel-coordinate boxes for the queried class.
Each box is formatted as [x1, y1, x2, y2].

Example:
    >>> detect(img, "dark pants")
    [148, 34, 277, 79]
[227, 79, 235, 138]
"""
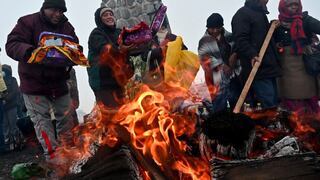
[251, 78, 278, 108]
[211, 77, 242, 112]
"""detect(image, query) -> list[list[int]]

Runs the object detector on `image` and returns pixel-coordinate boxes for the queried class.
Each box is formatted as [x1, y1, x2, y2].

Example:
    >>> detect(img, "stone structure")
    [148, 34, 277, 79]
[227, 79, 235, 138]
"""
[101, 0, 170, 31]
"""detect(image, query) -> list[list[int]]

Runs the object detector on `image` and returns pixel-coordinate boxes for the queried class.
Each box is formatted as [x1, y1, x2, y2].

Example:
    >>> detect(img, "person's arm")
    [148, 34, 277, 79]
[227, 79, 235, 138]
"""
[231, 13, 258, 62]
[4, 78, 18, 103]
[6, 17, 35, 62]
[198, 36, 223, 71]
[304, 14, 320, 35]
[88, 29, 117, 55]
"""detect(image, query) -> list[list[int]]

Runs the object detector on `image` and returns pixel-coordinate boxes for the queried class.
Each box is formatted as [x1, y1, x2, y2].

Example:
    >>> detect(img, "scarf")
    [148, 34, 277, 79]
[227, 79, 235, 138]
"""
[278, 0, 306, 55]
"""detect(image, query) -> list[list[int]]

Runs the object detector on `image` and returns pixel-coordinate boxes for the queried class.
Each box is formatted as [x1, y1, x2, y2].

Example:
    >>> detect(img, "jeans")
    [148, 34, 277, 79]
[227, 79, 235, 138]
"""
[251, 78, 278, 108]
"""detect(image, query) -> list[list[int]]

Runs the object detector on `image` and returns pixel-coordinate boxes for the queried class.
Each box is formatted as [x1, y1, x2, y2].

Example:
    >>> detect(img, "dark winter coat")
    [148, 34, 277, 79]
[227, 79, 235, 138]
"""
[231, 1, 281, 81]
[2, 65, 19, 110]
[6, 10, 78, 98]
[87, 7, 125, 92]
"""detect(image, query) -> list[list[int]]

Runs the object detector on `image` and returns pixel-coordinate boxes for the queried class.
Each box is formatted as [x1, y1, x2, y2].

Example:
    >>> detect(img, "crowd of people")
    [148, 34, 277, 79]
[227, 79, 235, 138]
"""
[0, 0, 320, 175]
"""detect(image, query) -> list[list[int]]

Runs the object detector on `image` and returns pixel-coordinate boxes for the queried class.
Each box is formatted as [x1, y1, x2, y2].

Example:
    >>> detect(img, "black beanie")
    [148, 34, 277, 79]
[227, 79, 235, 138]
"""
[206, 13, 224, 28]
[42, 0, 67, 12]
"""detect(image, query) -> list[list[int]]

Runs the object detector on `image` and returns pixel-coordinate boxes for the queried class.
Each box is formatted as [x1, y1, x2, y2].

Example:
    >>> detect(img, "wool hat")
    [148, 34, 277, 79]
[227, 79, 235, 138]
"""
[100, 7, 114, 17]
[206, 13, 224, 28]
[42, 0, 67, 12]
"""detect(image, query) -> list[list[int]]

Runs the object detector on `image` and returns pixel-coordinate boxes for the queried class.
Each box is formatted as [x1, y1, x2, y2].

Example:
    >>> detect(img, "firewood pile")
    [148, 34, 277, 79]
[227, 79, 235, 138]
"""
[58, 99, 320, 180]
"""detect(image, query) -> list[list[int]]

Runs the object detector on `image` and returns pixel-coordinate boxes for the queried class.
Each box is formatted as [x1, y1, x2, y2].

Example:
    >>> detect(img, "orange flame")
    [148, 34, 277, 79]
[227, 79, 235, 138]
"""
[52, 85, 210, 179]
[112, 85, 210, 179]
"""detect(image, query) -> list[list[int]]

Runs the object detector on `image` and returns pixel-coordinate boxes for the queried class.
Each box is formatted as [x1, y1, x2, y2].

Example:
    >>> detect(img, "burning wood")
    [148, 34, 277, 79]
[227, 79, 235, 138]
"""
[261, 136, 300, 158]
[36, 82, 320, 180]
[47, 85, 211, 179]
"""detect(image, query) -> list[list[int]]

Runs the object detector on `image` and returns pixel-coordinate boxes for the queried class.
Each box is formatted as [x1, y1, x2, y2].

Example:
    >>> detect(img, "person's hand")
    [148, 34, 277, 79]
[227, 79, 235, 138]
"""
[251, 56, 260, 67]
[223, 64, 232, 77]
[272, 20, 281, 28]
[228, 53, 238, 68]
[24, 47, 35, 61]
[119, 43, 136, 53]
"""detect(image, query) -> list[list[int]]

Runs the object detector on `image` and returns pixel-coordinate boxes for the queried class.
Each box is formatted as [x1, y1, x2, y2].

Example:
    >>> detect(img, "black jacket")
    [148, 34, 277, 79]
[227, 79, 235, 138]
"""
[2, 65, 19, 110]
[87, 7, 123, 91]
[232, 2, 281, 81]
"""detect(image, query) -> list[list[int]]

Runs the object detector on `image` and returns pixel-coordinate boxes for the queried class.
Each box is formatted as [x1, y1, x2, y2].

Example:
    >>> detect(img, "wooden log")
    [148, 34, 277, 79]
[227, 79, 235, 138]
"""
[211, 152, 320, 180]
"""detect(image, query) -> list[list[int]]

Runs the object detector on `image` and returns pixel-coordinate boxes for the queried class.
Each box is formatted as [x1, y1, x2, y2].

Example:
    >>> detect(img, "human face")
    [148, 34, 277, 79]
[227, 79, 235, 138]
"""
[43, 8, 64, 25]
[207, 27, 223, 38]
[287, 2, 299, 14]
[101, 11, 115, 27]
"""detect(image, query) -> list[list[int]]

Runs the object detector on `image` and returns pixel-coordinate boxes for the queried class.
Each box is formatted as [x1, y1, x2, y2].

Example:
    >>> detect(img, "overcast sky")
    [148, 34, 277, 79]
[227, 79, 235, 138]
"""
[1, 0, 319, 113]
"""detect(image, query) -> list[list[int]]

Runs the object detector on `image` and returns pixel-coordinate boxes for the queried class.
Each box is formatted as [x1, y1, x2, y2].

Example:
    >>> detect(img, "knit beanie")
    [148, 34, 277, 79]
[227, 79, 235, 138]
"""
[206, 13, 224, 28]
[100, 7, 114, 17]
[42, 0, 67, 12]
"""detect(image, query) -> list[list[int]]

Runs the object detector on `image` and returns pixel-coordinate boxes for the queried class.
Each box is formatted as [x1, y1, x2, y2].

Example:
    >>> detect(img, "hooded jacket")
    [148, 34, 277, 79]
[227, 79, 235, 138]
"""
[87, 7, 131, 91]
[232, 0, 281, 81]
[6, 8, 78, 98]
[2, 65, 19, 110]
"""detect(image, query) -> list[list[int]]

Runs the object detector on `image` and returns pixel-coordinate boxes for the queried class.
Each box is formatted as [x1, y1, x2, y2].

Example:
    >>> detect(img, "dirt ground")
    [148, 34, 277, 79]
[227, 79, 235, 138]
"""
[0, 139, 43, 179]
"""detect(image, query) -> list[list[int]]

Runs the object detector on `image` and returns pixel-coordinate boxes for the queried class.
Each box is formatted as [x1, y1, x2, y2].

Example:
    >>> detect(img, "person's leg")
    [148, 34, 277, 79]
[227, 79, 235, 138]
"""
[229, 77, 242, 110]
[52, 94, 74, 143]
[23, 94, 57, 160]
[6, 107, 20, 140]
[211, 89, 229, 112]
[2, 108, 10, 144]
[0, 101, 4, 152]
[252, 78, 278, 108]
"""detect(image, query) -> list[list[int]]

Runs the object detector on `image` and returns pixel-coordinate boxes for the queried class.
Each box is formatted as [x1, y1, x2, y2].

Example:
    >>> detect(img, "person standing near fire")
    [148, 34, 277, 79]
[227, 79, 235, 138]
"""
[0, 48, 8, 153]
[86, 6, 142, 179]
[87, 6, 133, 108]
[1, 64, 23, 151]
[232, 0, 281, 109]
[6, 0, 80, 161]
[274, 0, 320, 114]
[198, 13, 241, 112]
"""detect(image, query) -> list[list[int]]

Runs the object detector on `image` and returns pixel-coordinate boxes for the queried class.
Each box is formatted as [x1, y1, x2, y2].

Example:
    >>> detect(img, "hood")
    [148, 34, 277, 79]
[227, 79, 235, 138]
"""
[245, 0, 269, 14]
[94, 7, 116, 31]
[2, 64, 12, 77]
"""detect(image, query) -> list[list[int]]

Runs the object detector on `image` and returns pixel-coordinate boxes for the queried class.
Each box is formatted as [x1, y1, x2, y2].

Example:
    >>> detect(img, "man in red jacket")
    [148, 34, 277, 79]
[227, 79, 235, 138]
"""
[6, 0, 78, 161]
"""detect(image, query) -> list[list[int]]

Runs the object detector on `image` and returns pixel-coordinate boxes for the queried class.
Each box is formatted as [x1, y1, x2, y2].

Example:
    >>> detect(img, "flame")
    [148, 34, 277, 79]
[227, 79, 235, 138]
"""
[112, 85, 210, 179]
[51, 84, 210, 179]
